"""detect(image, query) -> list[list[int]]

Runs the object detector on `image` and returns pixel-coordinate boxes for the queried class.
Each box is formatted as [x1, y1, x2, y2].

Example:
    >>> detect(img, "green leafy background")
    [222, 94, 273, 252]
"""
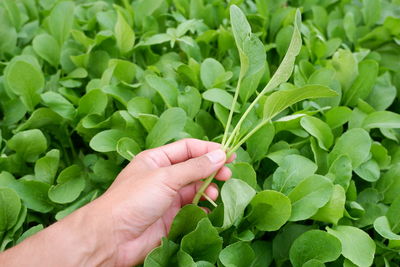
[0, 0, 400, 266]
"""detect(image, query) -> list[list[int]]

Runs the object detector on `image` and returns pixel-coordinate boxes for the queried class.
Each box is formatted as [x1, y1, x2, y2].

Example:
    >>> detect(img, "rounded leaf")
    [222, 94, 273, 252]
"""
[289, 230, 341, 267]
[247, 190, 291, 231]
[327, 226, 375, 267]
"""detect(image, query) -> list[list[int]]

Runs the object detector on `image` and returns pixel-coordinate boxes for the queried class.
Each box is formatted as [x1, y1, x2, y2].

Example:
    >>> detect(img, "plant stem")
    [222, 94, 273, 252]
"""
[192, 171, 217, 205]
[223, 92, 264, 149]
[221, 78, 242, 146]
[202, 193, 218, 207]
[228, 119, 271, 156]
[223, 68, 281, 150]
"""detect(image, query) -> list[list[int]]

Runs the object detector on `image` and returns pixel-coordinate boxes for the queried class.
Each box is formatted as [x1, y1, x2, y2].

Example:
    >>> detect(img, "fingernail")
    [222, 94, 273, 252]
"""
[206, 149, 226, 164]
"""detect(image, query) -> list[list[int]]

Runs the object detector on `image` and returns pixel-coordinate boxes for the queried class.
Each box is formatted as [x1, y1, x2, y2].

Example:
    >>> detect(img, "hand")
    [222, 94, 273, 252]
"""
[0, 139, 234, 267]
[97, 138, 234, 266]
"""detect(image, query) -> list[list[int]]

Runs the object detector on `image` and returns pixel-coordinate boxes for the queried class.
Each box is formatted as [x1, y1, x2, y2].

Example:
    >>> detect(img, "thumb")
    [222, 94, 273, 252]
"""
[160, 149, 226, 190]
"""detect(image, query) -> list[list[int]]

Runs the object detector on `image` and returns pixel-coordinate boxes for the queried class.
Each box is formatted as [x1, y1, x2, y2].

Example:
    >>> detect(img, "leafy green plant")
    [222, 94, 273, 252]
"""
[191, 6, 337, 205]
[1, 0, 400, 266]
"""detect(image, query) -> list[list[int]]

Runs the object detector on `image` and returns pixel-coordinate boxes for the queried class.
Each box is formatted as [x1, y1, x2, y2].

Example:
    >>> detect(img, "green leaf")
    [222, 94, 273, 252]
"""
[77, 89, 108, 117]
[354, 159, 380, 182]
[343, 60, 379, 106]
[302, 259, 325, 267]
[13, 180, 53, 213]
[362, 0, 381, 27]
[289, 230, 341, 267]
[115, 10, 135, 55]
[288, 175, 333, 221]
[110, 59, 136, 83]
[0, 173, 52, 213]
[0, 188, 21, 234]
[48, 1, 75, 45]
[2, 0, 21, 30]
[230, 5, 251, 78]
[250, 241, 273, 267]
[312, 184, 346, 225]
[181, 218, 223, 263]
[331, 49, 358, 91]
[374, 216, 400, 240]
[300, 116, 334, 150]
[273, 223, 314, 263]
[219, 242, 255, 267]
[366, 73, 397, 111]
[328, 128, 372, 169]
[239, 34, 266, 102]
[376, 164, 400, 204]
[326, 226, 375, 267]
[90, 129, 129, 153]
[48, 165, 85, 204]
[7, 129, 48, 162]
[221, 178, 256, 229]
[387, 196, 400, 233]
[145, 75, 179, 108]
[246, 122, 275, 162]
[141, 33, 171, 46]
[116, 137, 141, 161]
[144, 237, 179, 267]
[4, 57, 44, 111]
[260, 9, 302, 94]
[177, 249, 196, 267]
[55, 191, 99, 220]
[325, 106, 352, 129]
[200, 58, 231, 89]
[247, 190, 291, 231]
[169, 204, 207, 243]
[203, 89, 239, 112]
[16, 108, 63, 131]
[263, 85, 337, 120]
[32, 33, 60, 67]
[178, 86, 202, 119]
[146, 108, 187, 148]
[230, 162, 258, 189]
[327, 155, 352, 190]
[127, 96, 153, 117]
[16, 224, 44, 244]
[41, 92, 76, 120]
[362, 111, 400, 129]
[272, 154, 318, 194]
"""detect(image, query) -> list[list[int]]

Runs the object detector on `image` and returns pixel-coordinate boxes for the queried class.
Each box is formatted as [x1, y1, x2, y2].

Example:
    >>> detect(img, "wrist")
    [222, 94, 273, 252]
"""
[57, 200, 117, 266]
[0, 199, 117, 267]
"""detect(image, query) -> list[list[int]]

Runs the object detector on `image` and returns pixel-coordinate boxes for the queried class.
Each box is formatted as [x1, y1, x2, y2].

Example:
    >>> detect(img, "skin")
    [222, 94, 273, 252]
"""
[0, 139, 234, 267]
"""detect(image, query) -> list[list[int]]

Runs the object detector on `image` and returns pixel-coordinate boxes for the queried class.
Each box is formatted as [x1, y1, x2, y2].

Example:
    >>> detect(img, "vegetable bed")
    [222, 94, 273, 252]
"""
[1, 0, 400, 266]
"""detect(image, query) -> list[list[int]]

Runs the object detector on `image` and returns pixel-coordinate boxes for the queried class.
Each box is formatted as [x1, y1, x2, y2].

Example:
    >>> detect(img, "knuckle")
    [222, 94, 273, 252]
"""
[190, 157, 209, 175]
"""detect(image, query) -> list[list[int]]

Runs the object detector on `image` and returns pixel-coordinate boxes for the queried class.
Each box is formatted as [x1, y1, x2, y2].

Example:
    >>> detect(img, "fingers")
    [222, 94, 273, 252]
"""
[215, 166, 232, 181]
[134, 139, 223, 169]
[160, 149, 226, 191]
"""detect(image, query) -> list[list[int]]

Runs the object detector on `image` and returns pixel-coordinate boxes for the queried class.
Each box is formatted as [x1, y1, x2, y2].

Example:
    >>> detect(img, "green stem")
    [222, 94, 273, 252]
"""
[222, 78, 242, 146]
[192, 171, 217, 205]
[228, 119, 271, 156]
[224, 69, 281, 150]
[223, 92, 264, 149]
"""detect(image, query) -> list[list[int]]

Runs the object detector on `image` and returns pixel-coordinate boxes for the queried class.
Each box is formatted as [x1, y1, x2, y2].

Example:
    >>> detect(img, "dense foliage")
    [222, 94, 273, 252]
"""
[0, 0, 400, 266]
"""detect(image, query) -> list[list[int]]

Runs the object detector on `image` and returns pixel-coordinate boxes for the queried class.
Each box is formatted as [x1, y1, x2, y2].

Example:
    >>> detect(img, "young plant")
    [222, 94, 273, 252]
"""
[192, 6, 337, 205]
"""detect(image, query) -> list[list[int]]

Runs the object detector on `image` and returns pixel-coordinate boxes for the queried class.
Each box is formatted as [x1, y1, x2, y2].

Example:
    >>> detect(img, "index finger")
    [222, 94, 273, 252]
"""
[135, 138, 234, 169]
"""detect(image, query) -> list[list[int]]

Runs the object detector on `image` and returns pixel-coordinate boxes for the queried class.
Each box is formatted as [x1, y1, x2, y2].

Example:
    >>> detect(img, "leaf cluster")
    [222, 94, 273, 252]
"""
[0, 0, 400, 266]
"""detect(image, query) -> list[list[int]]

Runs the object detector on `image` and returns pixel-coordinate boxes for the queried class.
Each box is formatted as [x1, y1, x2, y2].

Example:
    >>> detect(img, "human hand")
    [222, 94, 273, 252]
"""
[92, 138, 234, 266]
